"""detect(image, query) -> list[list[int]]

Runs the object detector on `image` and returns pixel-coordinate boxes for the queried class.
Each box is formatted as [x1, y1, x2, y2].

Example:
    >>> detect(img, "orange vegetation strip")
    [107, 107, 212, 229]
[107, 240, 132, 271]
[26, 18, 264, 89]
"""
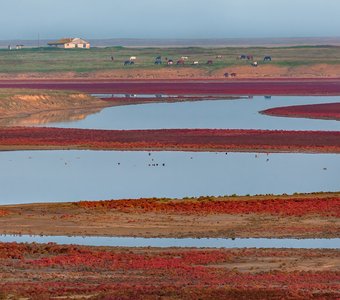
[0, 242, 339, 299]
[77, 196, 340, 217]
[262, 102, 340, 121]
[1, 127, 340, 152]
[0, 210, 7, 217]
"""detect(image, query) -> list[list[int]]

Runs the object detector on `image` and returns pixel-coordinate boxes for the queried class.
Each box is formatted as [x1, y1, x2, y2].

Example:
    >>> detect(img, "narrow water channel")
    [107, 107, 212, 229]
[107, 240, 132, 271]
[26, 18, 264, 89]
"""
[0, 235, 338, 249]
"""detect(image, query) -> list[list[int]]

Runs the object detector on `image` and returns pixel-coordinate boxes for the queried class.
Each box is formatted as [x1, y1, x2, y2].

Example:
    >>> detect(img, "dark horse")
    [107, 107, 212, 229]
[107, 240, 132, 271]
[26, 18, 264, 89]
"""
[263, 56, 272, 62]
[124, 60, 134, 66]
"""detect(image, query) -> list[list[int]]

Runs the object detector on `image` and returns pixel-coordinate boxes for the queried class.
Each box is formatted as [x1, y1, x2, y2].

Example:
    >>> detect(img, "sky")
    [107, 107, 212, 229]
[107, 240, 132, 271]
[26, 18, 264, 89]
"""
[0, 0, 339, 40]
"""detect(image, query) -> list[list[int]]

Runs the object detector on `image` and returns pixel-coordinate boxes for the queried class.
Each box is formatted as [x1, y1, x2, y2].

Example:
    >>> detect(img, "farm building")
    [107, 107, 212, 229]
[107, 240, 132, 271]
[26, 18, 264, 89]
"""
[48, 38, 90, 49]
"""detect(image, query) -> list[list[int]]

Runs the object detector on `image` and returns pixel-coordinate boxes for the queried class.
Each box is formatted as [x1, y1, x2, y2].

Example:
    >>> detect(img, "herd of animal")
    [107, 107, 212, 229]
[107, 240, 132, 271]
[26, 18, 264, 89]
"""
[117, 54, 273, 76]
[239, 54, 272, 68]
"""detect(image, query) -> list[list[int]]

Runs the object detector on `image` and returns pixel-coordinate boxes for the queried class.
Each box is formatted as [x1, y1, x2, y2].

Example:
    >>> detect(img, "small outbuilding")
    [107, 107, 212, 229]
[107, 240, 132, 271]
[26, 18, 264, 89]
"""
[48, 38, 90, 49]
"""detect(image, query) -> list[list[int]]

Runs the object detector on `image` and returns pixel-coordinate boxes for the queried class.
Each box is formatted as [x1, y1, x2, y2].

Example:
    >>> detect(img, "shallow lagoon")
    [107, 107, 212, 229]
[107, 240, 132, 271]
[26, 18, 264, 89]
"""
[0, 150, 339, 205]
[42, 95, 340, 131]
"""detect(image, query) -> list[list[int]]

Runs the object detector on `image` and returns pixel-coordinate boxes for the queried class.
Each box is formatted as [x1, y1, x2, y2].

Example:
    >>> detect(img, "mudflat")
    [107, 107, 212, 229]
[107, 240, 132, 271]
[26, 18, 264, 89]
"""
[262, 102, 340, 121]
[0, 193, 338, 238]
[1, 127, 339, 153]
[0, 243, 339, 299]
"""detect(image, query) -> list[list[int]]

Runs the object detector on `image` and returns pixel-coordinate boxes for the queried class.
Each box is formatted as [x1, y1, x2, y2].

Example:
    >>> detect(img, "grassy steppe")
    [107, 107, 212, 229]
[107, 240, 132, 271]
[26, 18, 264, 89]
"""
[1, 46, 340, 77]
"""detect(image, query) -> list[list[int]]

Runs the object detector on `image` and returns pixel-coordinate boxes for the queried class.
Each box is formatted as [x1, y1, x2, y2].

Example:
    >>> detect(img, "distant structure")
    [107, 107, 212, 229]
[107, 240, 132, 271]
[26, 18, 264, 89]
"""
[48, 38, 90, 49]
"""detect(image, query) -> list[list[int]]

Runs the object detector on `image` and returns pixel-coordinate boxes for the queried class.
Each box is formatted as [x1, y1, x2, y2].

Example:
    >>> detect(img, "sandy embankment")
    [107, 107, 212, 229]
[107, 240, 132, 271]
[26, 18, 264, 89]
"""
[0, 90, 112, 125]
[0, 193, 338, 239]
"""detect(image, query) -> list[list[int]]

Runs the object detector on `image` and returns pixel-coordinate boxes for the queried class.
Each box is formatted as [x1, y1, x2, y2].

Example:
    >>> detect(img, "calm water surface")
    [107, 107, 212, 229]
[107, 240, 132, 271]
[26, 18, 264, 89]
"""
[0, 150, 339, 205]
[2, 95, 339, 249]
[0, 235, 338, 249]
[43, 95, 340, 131]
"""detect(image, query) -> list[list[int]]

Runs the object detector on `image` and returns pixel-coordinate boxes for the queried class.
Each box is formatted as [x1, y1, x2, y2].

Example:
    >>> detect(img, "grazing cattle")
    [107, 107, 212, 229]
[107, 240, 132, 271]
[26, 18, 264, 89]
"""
[247, 55, 254, 60]
[264, 56, 272, 61]
[192, 61, 199, 65]
[216, 55, 223, 59]
[224, 72, 229, 77]
[239, 54, 247, 60]
[181, 56, 189, 60]
[207, 60, 213, 65]
[251, 61, 258, 67]
[230, 73, 237, 77]
[124, 60, 134, 66]
[155, 59, 162, 65]
[129, 56, 137, 61]
[167, 60, 174, 65]
[177, 60, 185, 65]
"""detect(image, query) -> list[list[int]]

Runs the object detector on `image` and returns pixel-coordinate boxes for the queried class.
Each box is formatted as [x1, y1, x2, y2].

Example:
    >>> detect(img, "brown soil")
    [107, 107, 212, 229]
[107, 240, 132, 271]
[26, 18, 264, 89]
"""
[0, 193, 338, 238]
[0, 64, 340, 79]
[214, 64, 340, 79]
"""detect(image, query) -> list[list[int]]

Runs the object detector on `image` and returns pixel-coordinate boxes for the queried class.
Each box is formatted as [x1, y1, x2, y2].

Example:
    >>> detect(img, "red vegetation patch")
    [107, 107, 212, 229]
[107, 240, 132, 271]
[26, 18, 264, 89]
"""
[78, 196, 340, 217]
[262, 102, 340, 121]
[0, 210, 8, 217]
[0, 242, 339, 299]
[2, 79, 340, 95]
[1, 127, 340, 153]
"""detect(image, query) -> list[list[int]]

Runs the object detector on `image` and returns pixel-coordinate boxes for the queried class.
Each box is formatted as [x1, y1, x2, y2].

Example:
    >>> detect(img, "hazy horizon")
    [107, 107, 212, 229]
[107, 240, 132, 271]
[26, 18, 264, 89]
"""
[2, 36, 340, 49]
[0, 0, 339, 40]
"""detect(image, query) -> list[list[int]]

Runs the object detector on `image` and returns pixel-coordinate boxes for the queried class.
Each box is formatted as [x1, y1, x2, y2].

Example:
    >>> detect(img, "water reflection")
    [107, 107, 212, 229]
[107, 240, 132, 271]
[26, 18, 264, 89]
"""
[94, 93, 174, 99]
[0, 150, 338, 205]
[0, 107, 104, 127]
